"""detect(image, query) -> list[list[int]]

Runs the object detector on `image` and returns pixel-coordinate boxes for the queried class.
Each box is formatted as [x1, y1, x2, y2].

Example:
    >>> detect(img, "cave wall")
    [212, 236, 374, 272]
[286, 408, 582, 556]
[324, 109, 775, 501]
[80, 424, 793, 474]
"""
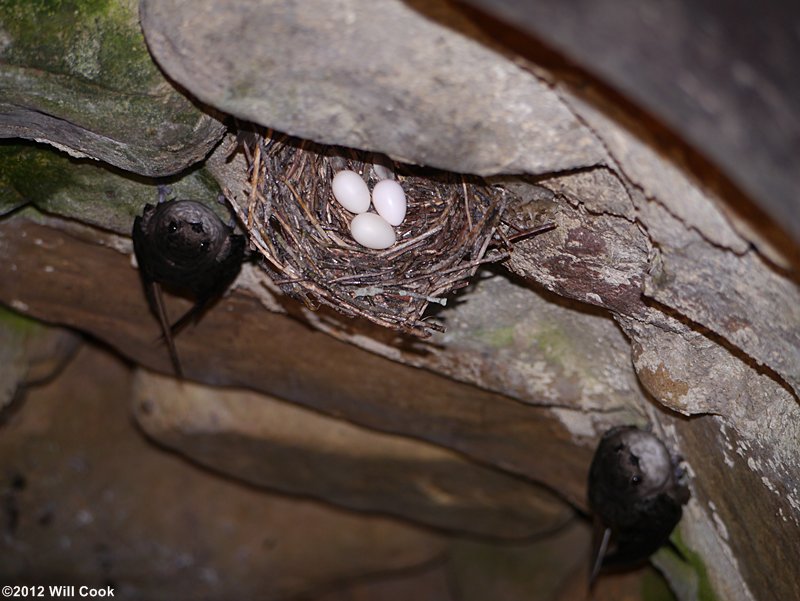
[1, 1, 799, 600]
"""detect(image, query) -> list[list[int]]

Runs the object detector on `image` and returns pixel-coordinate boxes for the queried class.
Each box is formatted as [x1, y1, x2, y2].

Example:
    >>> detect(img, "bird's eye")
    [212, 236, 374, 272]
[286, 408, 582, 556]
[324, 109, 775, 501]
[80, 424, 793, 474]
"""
[168, 220, 179, 233]
[631, 475, 642, 486]
[199, 240, 209, 251]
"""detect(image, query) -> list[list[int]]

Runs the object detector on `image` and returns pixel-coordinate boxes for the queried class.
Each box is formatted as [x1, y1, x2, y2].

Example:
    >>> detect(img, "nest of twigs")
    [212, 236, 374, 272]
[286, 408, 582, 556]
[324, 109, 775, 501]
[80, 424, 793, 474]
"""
[229, 130, 548, 336]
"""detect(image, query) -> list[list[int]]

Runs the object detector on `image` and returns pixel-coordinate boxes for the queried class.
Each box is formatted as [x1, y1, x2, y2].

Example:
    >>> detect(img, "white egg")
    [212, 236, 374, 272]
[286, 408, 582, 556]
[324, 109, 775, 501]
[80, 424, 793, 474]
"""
[332, 170, 371, 213]
[371, 179, 407, 226]
[350, 213, 396, 249]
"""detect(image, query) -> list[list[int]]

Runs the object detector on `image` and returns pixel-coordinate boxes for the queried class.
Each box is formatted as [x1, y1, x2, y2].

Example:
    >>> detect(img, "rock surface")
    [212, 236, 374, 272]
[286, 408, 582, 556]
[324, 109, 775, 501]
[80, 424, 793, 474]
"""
[0, 0, 225, 176]
[447, 520, 675, 601]
[1, 1, 799, 599]
[139, 0, 607, 176]
[0, 324, 666, 601]
[132, 369, 572, 538]
[2, 157, 799, 599]
[0, 344, 446, 600]
[0, 306, 80, 411]
[3, 200, 794, 600]
[0, 143, 226, 231]
[0, 214, 593, 509]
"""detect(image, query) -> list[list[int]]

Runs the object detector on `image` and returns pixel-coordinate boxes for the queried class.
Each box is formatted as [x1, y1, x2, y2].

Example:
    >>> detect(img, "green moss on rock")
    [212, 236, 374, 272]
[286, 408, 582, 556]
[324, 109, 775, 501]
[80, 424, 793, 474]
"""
[0, 0, 156, 91]
[671, 533, 717, 601]
[534, 323, 572, 365]
[0, 0, 226, 177]
[475, 325, 516, 349]
[0, 141, 225, 234]
[0, 305, 42, 336]
[651, 531, 719, 601]
[0, 142, 80, 201]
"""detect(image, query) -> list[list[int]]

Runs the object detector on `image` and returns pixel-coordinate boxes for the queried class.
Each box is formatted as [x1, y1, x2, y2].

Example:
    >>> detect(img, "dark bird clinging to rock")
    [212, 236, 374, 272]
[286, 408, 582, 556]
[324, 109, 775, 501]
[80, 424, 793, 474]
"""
[132, 188, 245, 378]
[588, 425, 690, 583]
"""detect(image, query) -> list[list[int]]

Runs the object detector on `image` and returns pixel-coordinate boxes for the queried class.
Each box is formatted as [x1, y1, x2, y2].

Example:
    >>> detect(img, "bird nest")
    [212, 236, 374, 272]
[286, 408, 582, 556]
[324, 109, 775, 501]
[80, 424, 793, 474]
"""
[228, 130, 546, 336]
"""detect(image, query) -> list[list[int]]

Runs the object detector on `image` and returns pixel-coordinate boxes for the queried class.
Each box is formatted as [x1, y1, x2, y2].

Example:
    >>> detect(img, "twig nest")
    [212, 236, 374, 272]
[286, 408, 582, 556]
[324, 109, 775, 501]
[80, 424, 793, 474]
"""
[230, 130, 515, 336]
